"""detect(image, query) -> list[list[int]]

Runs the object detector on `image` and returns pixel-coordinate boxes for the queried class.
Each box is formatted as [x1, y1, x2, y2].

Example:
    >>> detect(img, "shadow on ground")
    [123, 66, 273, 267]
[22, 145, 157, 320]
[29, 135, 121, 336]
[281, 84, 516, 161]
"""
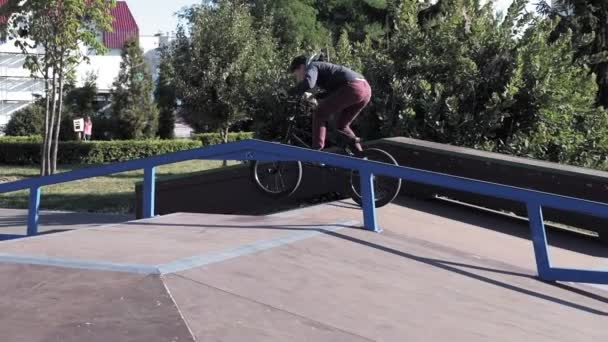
[404, 197, 607, 258]
[0, 192, 135, 214]
[129, 214, 608, 316]
[328, 197, 608, 258]
[0, 207, 132, 239]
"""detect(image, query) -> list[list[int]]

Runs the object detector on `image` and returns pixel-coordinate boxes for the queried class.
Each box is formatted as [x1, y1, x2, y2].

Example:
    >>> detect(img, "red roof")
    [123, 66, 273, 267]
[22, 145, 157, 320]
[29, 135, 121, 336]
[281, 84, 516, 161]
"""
[0, 0, 10, 25]
[0, 0, 139, 49]
[103, 1, 139, 49]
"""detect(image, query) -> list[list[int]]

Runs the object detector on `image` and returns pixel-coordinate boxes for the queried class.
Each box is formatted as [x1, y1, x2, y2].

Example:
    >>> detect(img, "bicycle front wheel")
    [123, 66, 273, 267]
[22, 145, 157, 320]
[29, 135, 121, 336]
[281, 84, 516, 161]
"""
[250, 160, 303, 198]
[350, 148, 402, 208]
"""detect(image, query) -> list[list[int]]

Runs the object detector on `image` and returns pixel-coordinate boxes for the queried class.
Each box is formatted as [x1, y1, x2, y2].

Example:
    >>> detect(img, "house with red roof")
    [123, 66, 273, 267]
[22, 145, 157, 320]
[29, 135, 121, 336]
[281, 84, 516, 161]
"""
[0, 1, 170, 131]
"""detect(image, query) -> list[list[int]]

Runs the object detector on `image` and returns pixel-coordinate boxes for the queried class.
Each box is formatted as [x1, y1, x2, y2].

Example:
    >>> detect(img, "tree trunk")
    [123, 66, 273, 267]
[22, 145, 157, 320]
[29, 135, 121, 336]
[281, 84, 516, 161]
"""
[46, 69, 59, 176]
[40, 43, 51, 176]
[51, 59, 66, 174]
[41, 74, 51, 176]
[222, 125, 230, 167]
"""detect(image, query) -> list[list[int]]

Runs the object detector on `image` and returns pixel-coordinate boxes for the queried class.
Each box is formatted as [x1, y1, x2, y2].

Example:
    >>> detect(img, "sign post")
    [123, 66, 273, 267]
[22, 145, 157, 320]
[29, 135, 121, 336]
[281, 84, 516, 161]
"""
[73, 118, 84, 140]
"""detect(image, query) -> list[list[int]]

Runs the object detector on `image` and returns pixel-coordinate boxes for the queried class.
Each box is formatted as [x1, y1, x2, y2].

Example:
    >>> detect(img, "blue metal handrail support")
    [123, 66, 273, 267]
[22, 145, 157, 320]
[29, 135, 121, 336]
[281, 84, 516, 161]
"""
[0, 139, 606, 285]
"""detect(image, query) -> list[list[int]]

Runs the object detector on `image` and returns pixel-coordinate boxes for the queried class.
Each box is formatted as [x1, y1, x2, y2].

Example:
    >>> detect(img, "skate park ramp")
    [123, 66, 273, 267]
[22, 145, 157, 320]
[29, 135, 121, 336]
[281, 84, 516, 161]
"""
[1, 199, 607, 342]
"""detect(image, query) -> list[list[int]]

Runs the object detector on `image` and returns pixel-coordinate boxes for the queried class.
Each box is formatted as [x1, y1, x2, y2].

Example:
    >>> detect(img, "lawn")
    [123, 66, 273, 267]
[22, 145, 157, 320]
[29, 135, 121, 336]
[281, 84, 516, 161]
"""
[0, 161, 232, 214]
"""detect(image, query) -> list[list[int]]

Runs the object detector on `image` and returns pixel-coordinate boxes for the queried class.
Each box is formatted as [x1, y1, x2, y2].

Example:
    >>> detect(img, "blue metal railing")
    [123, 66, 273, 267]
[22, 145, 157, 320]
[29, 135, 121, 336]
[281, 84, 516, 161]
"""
[0, 139, 606, 284]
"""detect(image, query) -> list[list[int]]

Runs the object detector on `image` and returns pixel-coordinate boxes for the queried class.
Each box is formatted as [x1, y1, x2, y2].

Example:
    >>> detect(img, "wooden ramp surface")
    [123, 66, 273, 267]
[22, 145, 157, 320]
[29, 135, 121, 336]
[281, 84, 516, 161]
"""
[0, 199, 606, 342]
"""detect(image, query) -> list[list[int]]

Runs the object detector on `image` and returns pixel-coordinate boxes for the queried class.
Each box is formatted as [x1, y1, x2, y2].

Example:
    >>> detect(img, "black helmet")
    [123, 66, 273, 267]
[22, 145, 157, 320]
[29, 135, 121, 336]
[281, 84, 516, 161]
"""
[288, 53, 326, 72]
[289, 55, 308, 72]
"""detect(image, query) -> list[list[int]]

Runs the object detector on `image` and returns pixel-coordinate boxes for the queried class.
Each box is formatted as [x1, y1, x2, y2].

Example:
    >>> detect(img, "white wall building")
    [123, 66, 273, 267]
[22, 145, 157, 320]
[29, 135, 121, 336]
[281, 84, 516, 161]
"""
[0, 30, 45, 128]
[0, 1, 171, 131]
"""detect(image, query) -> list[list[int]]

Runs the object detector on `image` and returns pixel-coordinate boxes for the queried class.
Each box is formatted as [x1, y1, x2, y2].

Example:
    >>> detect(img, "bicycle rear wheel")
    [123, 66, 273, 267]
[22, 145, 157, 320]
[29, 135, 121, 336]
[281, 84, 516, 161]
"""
[250, 160, 303, 198]
[350, 148, 402, 208]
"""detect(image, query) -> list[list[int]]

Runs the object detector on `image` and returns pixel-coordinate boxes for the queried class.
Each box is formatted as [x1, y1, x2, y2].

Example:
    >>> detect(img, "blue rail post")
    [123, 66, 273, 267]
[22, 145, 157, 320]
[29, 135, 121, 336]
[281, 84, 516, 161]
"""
[360, 170, 380, 232]
[526, 202, 552, 280]
[143, 167, 156, 219]
[27, 186, 41, 236]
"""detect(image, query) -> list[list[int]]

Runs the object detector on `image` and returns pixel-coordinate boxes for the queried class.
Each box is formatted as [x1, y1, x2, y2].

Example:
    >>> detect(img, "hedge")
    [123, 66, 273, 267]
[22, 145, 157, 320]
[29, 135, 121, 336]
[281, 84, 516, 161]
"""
[190, 132, 254, 145]
[0, 132, 254, 166]
[0, 140, 201, 165]
[0, 135, 43, 143]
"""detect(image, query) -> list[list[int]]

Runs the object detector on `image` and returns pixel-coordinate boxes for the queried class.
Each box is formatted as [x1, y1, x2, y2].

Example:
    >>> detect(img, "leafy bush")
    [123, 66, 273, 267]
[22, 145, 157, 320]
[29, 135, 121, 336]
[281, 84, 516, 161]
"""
[0, 133, 255, 165]
[0, 135, 43, 143]
[4, 104, 45, 136]
[190, 132, 254, 145]
[0, 139, 201, 166]
[0, 143, 42, 165]
[490, 21, 605, 165]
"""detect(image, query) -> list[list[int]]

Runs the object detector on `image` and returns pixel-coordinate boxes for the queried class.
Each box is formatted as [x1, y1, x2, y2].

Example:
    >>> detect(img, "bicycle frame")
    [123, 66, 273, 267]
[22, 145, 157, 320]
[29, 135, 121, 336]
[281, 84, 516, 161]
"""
[282, 114, 351, 155]
[254, 109, 402, 208]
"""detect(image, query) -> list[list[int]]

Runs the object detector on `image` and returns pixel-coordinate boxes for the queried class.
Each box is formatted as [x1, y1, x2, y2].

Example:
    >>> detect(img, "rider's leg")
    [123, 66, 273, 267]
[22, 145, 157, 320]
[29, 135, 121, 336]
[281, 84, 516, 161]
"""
[312, 114, 329, 150]
[312, 86, 360, 150]
[335, 81, 372, 152]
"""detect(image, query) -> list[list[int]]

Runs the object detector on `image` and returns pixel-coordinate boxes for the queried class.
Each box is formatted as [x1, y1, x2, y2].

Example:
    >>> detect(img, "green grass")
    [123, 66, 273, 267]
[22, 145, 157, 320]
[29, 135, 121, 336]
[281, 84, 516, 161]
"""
[0, 161, 233, 214]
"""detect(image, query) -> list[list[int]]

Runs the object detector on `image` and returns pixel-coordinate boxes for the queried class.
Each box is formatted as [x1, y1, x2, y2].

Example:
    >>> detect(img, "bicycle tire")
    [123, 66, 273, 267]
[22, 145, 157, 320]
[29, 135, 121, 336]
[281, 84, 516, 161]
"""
[350, 148, 402, 208]
[250, 160, 303, 198]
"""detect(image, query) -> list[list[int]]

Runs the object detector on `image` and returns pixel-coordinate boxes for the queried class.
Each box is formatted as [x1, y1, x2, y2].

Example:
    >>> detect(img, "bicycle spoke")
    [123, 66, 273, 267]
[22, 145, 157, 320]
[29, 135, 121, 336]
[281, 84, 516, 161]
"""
[252, 160, 303, 198]
[277, 166, 286, 190]
[274, 171, 279, 192]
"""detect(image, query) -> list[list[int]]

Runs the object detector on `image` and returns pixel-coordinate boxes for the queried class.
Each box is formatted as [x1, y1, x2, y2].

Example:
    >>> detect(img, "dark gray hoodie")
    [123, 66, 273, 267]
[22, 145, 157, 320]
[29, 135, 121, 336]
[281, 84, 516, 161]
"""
[289, 62, 364, 97]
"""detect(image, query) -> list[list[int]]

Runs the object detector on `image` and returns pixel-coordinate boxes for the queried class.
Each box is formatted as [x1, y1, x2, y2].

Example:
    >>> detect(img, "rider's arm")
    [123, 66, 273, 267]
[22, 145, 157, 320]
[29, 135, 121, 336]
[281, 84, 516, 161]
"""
[288, 66, 318, 97]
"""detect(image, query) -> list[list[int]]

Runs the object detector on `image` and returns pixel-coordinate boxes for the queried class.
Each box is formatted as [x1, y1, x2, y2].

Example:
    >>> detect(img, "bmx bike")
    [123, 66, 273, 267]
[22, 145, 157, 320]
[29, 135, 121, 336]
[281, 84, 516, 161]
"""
[249, 96, 402, 208]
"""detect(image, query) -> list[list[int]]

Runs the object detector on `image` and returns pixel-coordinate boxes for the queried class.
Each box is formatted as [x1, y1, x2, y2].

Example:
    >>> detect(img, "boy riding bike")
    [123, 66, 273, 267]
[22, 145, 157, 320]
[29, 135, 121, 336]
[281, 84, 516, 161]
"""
[287, 54, 371, 153]
[250, 55, 401, 207]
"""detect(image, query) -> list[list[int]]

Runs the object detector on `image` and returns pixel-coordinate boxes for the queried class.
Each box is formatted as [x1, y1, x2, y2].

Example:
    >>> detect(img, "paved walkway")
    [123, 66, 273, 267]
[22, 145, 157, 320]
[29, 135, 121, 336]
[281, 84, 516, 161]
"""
[0, 209, 132, 236]
[0, 200, 606, 341]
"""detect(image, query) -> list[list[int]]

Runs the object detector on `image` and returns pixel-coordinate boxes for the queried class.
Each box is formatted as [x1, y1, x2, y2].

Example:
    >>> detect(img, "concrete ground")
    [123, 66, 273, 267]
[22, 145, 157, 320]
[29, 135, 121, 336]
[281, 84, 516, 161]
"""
[0, 199, 606, 342]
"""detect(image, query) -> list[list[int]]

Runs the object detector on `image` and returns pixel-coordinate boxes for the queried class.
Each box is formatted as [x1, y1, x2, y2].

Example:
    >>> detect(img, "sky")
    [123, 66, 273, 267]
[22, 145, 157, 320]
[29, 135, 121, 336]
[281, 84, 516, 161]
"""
[127, 0, 199, 36]
[495, 0, 514, 13]
[493, 0, 537, 13]
[127, 0, 530, 37]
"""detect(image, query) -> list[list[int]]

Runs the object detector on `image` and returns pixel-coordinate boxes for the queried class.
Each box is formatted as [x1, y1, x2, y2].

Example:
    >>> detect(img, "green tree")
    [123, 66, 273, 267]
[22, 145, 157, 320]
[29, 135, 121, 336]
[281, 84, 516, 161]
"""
[0, 0, 115, 175]
[65, 72, 99, 118]
[380, 0, 605, 166]
[166, 0, 608, 171]
[497, 19, 605, 164]
[173, 0, 281, 144]
[248, 0, 330, 50]
[111, 39, 159, 139]
[537, 0, 608, 108]
[155, 48, 177, 139]
[384, 0, 522, 145]
[315, 0, 398, 43]
[332, 29, 362, 69]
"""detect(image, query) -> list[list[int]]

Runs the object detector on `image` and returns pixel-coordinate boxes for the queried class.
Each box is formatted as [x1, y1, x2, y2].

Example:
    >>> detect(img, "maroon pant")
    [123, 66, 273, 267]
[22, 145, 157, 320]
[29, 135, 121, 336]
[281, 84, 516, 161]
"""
[313, 80, 371, 150]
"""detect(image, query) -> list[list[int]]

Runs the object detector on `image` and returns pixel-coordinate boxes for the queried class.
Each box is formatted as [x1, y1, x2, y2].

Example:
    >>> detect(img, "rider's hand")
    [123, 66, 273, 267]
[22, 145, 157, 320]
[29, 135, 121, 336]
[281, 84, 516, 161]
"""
[276, 89, 289, 100]
[302, 92, 318, 107]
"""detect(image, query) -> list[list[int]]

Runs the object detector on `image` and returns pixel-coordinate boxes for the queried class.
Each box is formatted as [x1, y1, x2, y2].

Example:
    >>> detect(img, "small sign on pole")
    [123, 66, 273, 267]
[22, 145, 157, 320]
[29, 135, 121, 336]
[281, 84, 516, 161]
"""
[73, 118, 84, 132]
